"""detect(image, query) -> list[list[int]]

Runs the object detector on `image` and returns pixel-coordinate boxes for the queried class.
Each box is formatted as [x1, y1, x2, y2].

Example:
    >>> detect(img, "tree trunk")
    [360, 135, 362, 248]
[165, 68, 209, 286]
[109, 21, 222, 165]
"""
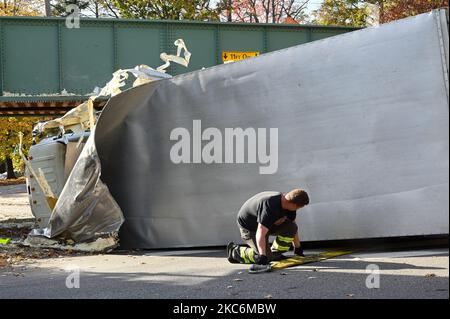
[379, 0, 384, 24]
[227, 0, 232, 22]
[5, 155, 16, 179]
[45, 0, 51, 17]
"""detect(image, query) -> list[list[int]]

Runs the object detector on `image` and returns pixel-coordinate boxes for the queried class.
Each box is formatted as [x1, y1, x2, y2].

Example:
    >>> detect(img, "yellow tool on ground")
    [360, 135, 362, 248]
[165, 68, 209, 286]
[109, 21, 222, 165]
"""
[271, 250, 354, 270]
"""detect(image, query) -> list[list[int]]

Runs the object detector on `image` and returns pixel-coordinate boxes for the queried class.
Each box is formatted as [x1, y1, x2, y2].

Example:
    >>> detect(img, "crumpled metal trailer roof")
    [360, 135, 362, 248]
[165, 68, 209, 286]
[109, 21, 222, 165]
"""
[42, 10, 449, 249]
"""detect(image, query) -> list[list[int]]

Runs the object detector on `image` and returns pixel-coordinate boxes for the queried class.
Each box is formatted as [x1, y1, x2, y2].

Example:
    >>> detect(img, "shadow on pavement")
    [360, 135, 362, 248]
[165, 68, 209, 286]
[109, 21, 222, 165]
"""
[0, 258, 448, 299]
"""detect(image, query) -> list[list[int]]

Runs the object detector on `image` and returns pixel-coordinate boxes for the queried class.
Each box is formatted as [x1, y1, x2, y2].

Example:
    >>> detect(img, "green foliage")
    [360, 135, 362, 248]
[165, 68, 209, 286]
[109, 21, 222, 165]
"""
[0, 0, 41, 16]
[313, 0, 369, 27]
[0, 117, 37, 174]
[111, 0, 219, 20]
[313, 0, 449, 27]
[50, 0, 120, 18]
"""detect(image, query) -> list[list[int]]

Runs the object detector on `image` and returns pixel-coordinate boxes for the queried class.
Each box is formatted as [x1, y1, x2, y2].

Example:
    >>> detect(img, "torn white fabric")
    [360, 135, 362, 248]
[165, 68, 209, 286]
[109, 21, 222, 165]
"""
[157, 39, 192, 72]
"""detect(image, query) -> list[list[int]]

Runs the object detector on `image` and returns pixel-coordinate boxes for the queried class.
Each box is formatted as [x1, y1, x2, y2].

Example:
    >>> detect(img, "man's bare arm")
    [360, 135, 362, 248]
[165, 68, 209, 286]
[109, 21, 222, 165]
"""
[293, 224, 305, 256]
[256, 223, 269, 256]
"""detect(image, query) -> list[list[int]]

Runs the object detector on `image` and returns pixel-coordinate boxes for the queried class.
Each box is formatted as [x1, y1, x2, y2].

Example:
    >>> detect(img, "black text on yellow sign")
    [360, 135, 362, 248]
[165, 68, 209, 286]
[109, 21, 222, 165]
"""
[222, 51, 260, 62]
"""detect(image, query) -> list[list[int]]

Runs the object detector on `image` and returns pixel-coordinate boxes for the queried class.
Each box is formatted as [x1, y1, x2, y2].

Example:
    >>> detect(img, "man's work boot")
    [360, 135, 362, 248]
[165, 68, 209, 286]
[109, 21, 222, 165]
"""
[249, 255, 272, 274]
[249, 263, 272, 274]
[226, 242, 239, 264]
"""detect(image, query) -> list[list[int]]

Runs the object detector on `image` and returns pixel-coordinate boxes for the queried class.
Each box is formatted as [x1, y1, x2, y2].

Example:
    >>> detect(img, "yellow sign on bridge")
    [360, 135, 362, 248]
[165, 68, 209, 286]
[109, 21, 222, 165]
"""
[222, 51, 260, 62]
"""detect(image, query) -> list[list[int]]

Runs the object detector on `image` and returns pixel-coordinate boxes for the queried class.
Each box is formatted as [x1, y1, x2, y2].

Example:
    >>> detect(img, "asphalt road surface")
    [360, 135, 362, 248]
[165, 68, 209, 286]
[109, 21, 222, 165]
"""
[0, 246, 448, 299]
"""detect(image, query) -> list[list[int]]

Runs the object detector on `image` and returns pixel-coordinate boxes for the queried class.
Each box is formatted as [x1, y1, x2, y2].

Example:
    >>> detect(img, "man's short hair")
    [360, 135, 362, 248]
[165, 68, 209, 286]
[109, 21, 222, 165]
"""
[286, 189, 309, 207]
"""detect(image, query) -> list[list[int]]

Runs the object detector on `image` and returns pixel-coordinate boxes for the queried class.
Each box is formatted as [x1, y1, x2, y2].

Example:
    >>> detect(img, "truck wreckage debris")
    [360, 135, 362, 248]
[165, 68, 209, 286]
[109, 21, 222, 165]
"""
[15, 11, 449, 251]
[18, 39, 191, 252]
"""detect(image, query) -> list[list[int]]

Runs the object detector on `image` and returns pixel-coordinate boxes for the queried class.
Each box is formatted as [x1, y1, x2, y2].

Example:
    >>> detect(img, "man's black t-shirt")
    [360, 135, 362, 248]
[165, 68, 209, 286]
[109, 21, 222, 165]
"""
[237, 191, 297, 231]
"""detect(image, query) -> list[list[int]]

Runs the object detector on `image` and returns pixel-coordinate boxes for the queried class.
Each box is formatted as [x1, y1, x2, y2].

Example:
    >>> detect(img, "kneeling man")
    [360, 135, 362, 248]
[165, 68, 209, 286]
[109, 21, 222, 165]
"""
[227, 189, 309, 273]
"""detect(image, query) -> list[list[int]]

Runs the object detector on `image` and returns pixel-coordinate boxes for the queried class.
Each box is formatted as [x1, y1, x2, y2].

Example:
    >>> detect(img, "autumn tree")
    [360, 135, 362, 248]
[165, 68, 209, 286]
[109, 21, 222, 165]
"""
[0, 0, 41, 16]
[382, 0, 448, 23]
[217, 0, 310, 23]
[0, 117, 37, 179]
[313, 0, 448, 27]
[94, 0, 120, 17]
[313, 0, 370, 26]
[51, 0, 119, 18]
[52, 0, 89, 15]
[111, 0, 219, 20]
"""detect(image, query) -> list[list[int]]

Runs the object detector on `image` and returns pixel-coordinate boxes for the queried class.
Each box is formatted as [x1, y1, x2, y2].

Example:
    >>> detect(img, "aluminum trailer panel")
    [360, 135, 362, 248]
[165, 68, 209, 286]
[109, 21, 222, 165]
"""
[94, 11, 449, 248]
[46, 11, 449, 249]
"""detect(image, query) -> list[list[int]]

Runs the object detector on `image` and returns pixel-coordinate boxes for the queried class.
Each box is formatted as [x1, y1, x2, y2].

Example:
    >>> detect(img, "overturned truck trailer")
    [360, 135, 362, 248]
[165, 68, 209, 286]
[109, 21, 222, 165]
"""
[31, 10, 449, 249]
